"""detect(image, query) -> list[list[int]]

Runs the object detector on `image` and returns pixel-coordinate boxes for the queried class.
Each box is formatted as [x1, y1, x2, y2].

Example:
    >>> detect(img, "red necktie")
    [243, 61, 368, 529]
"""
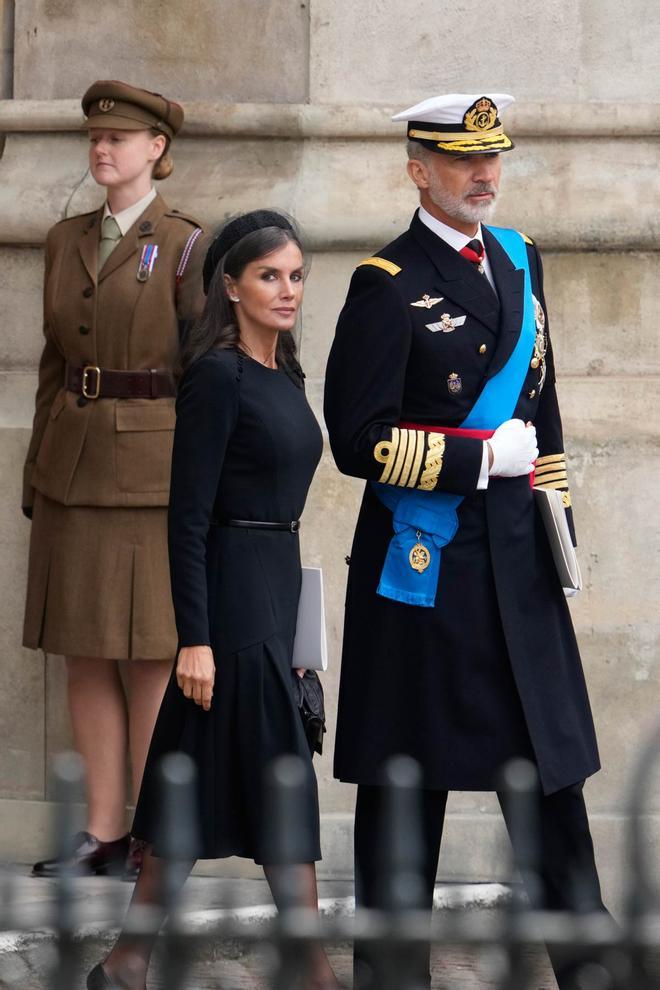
[459, 238, 485, 268]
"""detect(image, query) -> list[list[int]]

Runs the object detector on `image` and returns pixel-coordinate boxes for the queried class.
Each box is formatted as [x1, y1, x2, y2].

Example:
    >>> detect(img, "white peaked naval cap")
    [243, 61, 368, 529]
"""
[392, 93, 515, 155]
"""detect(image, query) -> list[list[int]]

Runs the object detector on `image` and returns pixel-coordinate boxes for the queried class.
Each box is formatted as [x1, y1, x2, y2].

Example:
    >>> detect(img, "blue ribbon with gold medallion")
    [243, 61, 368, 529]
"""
[373, 227, 536, 607]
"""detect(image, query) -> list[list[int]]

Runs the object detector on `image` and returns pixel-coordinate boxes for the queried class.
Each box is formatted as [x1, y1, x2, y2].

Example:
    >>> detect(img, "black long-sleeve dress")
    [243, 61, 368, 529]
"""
[132, 347, 323, 864]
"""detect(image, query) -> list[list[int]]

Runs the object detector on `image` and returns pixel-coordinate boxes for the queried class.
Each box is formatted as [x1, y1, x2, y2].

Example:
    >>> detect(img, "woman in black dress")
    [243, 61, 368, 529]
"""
[88, 211, 338, 990]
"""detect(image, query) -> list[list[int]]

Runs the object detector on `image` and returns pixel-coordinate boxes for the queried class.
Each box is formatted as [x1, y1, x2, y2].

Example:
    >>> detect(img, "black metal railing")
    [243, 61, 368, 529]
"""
[2, 720, 660, 989]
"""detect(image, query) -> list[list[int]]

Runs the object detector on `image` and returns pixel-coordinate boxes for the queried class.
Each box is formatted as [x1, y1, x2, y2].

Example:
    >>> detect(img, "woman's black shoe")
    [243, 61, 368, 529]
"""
[32, 831, 130, 878]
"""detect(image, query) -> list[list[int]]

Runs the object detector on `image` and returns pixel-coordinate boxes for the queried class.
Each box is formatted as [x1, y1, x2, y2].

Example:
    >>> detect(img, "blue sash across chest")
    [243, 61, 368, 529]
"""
[373, 226, 536, 607]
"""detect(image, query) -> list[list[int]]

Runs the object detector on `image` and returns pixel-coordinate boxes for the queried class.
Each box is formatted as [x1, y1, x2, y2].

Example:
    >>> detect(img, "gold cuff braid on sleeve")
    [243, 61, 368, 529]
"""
[536, 452, 565, 467]
[389, 429, 410, 486]
[533, 452, 571, 507]
[534, 470, 567, 485]
[417, 432, 445, 491]
[374, 428, 400, 484]
[405, 431, 426, 488]
[374, 428, 439, 488]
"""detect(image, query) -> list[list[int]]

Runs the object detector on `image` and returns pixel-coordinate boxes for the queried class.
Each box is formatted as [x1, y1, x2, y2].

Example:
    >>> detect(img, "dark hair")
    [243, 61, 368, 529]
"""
[179, 217, 304, 377]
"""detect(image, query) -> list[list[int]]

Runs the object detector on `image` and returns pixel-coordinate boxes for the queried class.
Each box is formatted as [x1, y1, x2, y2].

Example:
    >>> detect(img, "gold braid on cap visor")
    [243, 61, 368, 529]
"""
[408, 128, 513, 153]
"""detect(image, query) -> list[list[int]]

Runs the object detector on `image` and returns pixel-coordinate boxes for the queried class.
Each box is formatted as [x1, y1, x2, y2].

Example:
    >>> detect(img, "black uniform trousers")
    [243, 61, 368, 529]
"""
[354, 781, 608, 989]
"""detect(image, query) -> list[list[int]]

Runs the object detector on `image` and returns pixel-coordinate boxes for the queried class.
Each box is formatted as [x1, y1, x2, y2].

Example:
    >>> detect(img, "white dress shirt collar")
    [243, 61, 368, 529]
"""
[103, 187, 157, 236]
[417, 205, 496, 291]
[418, 205, 484, 252]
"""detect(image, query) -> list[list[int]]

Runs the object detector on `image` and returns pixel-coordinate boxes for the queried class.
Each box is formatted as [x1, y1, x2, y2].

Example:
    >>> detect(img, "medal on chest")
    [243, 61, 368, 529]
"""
[411, 294, 444, 309]
[531, 294, 548, 392]
[137, 244, 159, 282]
[426, 312, 467, 333]
[447, 372, 463, 395]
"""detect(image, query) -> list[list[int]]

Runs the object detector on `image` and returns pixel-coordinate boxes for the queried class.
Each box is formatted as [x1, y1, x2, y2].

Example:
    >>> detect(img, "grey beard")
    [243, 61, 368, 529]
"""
[428, 183, 498, 224]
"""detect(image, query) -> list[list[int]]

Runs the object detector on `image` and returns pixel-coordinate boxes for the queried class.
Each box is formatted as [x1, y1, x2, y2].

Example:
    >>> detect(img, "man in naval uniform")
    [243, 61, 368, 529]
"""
[324, 93, 607, 988]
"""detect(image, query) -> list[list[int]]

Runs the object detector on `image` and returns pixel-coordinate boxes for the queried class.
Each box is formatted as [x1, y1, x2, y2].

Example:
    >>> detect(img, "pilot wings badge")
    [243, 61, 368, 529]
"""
[411, 294, 443, 309]
[426, 313, 467, 333]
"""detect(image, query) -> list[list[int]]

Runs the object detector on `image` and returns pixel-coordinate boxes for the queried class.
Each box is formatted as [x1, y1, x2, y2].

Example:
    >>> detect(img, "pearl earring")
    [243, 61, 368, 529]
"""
[230, 295, 239, 302]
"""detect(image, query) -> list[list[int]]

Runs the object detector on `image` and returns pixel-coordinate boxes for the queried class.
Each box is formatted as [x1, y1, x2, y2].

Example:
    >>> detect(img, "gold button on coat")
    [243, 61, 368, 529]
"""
[479, 344, 487, 354]
[528, 389, 537, 399]
[531, 357, 540, 369]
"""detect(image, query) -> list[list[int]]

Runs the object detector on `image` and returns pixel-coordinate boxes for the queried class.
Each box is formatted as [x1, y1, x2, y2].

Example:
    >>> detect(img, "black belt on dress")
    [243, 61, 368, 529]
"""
[212, 517, 300, 533]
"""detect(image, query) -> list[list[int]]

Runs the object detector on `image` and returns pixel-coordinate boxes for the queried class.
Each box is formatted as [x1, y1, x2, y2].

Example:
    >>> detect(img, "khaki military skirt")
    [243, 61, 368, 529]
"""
[23, 493, 177, 660]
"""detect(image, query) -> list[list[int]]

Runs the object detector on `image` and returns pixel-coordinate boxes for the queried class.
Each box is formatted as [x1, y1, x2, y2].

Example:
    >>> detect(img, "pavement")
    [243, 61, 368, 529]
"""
[0, 867, 557, 989]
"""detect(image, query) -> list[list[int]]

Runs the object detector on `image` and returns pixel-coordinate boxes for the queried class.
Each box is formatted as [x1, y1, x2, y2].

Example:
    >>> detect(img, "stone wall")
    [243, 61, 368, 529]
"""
[1, 0, 659, 911]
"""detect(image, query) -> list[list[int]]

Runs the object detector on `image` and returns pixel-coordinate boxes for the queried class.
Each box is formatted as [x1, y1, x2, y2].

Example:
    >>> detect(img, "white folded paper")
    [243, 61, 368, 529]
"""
[534, 488, 582, 594]
[292, 566, 328, 671]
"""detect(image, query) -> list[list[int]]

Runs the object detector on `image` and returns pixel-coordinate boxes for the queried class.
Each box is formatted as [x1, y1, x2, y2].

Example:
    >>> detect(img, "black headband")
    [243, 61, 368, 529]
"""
[202, 210, 295, 295]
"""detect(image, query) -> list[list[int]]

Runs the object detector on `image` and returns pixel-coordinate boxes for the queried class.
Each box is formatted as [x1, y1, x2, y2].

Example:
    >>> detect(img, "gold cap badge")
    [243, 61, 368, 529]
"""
[463, 97, 498, 132]
[98, 98, 115, 112]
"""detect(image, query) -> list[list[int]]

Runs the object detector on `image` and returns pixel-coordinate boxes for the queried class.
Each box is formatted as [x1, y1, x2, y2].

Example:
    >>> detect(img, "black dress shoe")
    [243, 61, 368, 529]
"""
[87, 963, 121, 989]
[31, 831, 130, 878]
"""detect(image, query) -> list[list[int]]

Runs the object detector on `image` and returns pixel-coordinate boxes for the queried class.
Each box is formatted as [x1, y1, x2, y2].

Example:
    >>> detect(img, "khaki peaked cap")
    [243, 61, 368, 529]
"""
[82, 80, 184, 139]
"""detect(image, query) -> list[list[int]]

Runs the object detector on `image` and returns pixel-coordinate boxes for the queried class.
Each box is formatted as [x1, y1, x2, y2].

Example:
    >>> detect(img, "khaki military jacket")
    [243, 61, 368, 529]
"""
[23, 193, 207, 511]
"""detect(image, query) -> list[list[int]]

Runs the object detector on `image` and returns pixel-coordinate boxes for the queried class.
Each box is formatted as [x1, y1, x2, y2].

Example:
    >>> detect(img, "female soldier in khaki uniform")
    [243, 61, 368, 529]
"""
[23, 80, 206, 878]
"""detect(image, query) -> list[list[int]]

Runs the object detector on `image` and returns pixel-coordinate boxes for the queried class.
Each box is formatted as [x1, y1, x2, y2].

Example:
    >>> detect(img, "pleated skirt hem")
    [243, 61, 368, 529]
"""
[23, 492, 177, 660]
[132, 632, 322, 865]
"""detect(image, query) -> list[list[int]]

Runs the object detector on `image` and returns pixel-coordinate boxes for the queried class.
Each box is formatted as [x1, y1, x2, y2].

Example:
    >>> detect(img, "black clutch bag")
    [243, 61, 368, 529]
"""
[293, 670, 326, 757]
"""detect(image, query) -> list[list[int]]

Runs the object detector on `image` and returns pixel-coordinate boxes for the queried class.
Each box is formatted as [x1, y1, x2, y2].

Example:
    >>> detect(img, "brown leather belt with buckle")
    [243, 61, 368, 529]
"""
[66, 364, 176, 400]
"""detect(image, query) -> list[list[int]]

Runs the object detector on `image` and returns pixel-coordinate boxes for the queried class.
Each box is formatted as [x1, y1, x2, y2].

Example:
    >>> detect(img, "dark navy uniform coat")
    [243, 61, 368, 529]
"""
[324, 210, 599, 796]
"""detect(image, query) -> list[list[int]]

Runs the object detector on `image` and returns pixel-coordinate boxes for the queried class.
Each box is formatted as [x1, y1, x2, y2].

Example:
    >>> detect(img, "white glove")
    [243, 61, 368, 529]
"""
[488, 419, 538, 478]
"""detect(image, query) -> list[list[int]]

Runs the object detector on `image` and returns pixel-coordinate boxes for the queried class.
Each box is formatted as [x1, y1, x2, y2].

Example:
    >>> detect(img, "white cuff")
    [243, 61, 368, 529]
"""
[476, 442, 490, 490]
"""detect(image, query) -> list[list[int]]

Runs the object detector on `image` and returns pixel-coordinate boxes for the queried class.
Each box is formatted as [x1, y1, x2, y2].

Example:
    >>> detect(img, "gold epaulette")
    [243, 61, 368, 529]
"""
[357, 256, 402, 277]
[520, 232, 534, 245]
